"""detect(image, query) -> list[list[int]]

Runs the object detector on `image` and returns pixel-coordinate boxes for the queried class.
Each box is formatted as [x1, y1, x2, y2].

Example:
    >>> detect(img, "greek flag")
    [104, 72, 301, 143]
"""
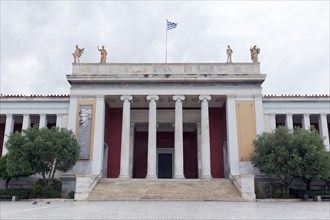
[167, 20, 177, 30]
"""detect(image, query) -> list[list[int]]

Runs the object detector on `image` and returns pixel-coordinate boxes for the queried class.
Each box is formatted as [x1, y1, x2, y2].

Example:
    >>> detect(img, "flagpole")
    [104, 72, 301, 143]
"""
[165, 20, 168, 63]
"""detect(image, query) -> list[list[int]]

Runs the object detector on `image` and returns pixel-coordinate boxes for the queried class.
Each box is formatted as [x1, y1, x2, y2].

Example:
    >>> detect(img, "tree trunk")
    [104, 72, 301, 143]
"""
[5, 177, 11, 190]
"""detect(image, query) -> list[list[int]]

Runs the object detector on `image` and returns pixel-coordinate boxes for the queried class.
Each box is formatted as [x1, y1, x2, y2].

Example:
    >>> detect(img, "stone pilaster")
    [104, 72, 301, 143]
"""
[91, 97, 105, 175]
[226, 95, 240, 176]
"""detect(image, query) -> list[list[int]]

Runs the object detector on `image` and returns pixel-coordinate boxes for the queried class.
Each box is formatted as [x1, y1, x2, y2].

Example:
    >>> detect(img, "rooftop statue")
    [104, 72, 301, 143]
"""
[226, 45, 233, 63]
[250, 45, 260, 63]
[72, 45, 84, 63]
[98, 45, 107, 63]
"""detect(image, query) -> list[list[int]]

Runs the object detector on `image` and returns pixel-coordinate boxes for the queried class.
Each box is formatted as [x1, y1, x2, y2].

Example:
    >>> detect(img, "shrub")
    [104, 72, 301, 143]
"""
[31, 179, 62, 198]
[0, 189, 31, 199]
[68, 191, 75, 199]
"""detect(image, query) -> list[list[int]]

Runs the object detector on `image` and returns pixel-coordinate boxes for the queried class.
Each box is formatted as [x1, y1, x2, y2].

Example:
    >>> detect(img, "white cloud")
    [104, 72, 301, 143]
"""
[0, 1, 329, 95]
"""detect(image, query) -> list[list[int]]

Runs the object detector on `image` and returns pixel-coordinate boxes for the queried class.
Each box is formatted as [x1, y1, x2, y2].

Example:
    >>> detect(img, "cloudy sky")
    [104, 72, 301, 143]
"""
[1, 1, 329, 96]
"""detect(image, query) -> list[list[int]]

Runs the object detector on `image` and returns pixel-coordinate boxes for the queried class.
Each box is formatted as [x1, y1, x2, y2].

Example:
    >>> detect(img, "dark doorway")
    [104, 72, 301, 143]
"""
[158, 153, 172, 178]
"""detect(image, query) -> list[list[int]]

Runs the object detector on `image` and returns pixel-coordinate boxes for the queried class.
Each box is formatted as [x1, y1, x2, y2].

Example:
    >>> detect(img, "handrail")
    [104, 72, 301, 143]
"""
[230, 173, 241, 188]
[89, 169, 104, 188]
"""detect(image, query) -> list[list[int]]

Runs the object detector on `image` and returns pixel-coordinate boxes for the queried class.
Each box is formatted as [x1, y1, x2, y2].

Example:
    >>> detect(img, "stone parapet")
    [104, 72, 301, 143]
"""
[71, 63, 261, 77]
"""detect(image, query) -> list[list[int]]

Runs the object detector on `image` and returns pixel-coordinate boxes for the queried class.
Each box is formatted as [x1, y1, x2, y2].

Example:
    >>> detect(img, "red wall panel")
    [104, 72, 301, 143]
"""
[133, 132, 148, 178]
[209, 107, 226, 178]
[104, 107, 122, 178]
[183, 131, 198, 178]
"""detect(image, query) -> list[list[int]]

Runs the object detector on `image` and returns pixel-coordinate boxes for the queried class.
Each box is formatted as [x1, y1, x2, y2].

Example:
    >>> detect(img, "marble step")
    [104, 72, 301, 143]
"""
[88, 178, 242, 201]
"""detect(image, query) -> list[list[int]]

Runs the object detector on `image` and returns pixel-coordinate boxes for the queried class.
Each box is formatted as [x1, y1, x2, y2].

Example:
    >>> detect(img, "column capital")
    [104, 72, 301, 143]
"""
[269, 113, 276, 117]
[199, 95, 211, 101]
[146, 95, 159, 101]
[320, 113, 328, 117]
[286, 113, 293, 117]
[120, 95, 133, 101]
[39, 113, 46, 117]
[23, 113, 30, 117]
[6, 113, 13, 118]
[303, 113, 310, 117]
[173, 95, 185, 101]
[56, 113, 63, 117]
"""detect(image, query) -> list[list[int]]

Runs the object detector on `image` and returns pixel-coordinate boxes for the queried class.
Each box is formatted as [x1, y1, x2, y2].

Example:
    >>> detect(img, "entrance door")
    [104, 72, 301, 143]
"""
[158, 153, 172, 178]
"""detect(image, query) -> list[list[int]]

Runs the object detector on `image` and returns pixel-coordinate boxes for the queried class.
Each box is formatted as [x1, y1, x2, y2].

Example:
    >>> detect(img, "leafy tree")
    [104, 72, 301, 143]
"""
[5, 126, 80, 187]
[292, 128, 327, 190]
[0, 155, 13, 190]
[320, 151, 330, 190]
[251, 126, 301, 192]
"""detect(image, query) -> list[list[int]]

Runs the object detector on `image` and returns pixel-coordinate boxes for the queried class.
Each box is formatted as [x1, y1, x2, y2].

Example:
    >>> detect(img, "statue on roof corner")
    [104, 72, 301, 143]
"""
[72, 45, 84, 63]
[226, 45, 233, 63]
[97, 45, 107, 63]
[250, 45, 260, 63]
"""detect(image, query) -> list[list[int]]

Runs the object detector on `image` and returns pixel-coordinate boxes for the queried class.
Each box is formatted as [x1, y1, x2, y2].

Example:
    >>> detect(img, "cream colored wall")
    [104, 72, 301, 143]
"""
[235, 100, 257, 161]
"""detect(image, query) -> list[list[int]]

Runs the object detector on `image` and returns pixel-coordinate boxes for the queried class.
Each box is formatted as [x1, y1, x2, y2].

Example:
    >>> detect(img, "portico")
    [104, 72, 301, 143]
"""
[66, 63, 266, 181]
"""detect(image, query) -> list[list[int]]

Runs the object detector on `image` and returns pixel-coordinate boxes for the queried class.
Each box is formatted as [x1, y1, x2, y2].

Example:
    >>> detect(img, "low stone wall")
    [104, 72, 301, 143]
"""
[74, 175, 98, 200]
[231, 174, 256, 201]
[0, 175, 76, 196]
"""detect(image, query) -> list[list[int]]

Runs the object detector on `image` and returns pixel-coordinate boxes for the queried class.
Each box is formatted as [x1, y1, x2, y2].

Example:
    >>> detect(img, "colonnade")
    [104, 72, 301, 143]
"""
[118, 95, 213, 179]
[2, 113, 63, 155]
[269, 113, 330, 150]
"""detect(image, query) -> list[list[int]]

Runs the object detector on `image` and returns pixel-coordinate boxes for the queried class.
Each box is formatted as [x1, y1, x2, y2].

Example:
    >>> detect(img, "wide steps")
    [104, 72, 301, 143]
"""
[88, 179, 243, 201]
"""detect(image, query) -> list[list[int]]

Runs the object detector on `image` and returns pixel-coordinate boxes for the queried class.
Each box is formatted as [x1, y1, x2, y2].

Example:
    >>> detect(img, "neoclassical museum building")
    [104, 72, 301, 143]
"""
[0, 62, 329, 201]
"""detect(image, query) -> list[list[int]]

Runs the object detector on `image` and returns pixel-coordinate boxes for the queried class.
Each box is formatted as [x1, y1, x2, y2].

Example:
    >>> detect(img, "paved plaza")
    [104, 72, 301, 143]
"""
[0, 200, 329, 219]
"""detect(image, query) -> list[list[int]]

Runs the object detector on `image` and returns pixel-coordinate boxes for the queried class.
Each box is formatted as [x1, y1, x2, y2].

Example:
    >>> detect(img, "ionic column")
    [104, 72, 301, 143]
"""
[129, 122, 135, 178]
[39, 114, 47, 129]
[269, 113, 276, 131]
[302, 113, 310, 130]
[119, 95, 133, 178]
[22, 114, 31, 130]
[199, 95, 212, 179]
[173, 95, 185, 179]
[286, 113, 293, 130]
[92, 97, 105, 175]
[319, 113, 329, 151]
[56, 114, 63, 128]
[2, 114, 14, 155]
[146, 95, 159, 179]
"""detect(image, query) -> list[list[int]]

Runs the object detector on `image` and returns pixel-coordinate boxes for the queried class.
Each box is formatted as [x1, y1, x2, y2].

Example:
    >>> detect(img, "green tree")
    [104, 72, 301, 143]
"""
[0, 155, 12, 189]
[5, 126, 80, 187]
[292, 128, 326, 190]
[251, 126, 301, 192]
[320, 151, 330, 190]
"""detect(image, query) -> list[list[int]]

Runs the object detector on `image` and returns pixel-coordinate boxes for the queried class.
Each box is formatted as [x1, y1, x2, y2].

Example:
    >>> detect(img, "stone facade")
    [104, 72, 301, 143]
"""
[0, 63, 329, 201]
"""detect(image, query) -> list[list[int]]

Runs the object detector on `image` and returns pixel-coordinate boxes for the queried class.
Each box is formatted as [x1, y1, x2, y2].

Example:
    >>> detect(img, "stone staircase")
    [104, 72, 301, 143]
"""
[87, 178, 243, 201]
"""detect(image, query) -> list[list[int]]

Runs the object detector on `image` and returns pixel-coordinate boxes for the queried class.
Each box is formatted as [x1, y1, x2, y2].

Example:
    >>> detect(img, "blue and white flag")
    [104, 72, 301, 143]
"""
[167, 20, 177, 30]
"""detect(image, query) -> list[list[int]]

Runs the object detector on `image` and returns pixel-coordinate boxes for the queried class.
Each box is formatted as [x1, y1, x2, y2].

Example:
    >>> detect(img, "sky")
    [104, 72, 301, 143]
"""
[1, 1, 329, 96]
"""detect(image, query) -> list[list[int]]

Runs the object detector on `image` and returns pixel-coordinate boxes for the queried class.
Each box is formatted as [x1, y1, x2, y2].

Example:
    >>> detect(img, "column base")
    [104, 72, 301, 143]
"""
[119, 175, 130, 179]
[146, 175, 158, 179]
[200, 174, 212, 179]
[173, 175, 185, 179]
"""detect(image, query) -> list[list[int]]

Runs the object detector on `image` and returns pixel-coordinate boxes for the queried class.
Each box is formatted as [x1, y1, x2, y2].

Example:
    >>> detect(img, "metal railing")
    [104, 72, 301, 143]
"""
[89, 169, 104, 188]
[230, 173, 241, 188]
